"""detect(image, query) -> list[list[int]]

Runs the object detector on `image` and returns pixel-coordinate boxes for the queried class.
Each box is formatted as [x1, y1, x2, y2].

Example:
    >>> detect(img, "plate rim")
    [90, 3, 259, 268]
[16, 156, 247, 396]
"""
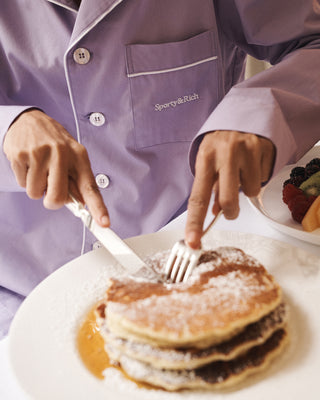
[248, 146, 320, 246]
[8, 229, 320, 400]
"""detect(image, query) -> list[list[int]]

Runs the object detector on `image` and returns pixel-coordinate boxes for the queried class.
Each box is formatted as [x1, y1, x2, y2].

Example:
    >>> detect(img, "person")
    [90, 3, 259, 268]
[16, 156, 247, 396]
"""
[1, 0, 320, 338]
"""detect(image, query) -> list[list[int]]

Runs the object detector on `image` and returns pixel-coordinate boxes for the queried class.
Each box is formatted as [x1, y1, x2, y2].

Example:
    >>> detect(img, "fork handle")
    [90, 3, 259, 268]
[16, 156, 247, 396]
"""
[202, 210, 223, 237]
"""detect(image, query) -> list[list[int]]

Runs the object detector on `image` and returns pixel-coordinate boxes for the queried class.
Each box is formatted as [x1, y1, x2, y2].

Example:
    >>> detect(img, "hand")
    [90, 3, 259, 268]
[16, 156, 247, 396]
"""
[185, 130, 275, 248]
[3, 109, 110, 226]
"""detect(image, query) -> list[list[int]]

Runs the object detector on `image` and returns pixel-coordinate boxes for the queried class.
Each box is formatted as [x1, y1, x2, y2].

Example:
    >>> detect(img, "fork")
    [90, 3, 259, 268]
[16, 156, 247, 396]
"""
[164, 210, 223, 283]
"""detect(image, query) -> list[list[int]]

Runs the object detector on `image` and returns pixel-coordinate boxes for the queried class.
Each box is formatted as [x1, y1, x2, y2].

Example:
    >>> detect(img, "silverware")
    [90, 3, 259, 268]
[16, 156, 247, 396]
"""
[65, 195, 147, 274]
[164, 210, 223, 283]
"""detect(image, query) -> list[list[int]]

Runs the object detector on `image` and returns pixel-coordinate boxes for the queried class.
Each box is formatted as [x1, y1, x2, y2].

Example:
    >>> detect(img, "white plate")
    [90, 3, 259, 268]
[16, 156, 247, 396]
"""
[249, 146, 320, 245]
[8, 230, 320, 400]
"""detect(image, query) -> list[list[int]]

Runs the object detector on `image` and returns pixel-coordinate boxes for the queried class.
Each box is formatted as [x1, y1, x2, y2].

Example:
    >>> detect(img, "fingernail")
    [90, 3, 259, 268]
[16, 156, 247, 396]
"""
[185, 231, 200, 249]
[100, 215, 109, 226]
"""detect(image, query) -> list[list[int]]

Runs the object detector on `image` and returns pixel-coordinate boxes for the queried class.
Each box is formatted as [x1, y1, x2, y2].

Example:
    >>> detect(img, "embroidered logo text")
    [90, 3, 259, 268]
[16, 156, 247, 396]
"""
[154, 93, 200, 112]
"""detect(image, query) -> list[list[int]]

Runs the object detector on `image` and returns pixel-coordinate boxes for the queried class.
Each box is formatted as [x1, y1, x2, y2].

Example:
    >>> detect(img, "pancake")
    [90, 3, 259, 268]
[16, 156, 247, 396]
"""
[104, 247, 283, 349]
[99, 302, 288, 370]
[94, 246, 289, 391]
[108, 329, 289, 391]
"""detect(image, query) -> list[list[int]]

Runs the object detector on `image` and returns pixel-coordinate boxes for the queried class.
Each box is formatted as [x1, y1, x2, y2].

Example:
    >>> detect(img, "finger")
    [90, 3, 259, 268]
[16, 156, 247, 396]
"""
[79, 175, 110, 227]
[211, 183, 221, 216]
[218, 162, 240, 219]
[10, 159, 28, 188]
[185, 155, 217, 249]
[75, 152, 110, 227]
[26, 163, 48, 200]
[43, 149, 69, 209]
[239, 136, 261, 197]
[260, 138, 276, 182]
[25, 145, 51, 199]
[68, 178, 84, 205]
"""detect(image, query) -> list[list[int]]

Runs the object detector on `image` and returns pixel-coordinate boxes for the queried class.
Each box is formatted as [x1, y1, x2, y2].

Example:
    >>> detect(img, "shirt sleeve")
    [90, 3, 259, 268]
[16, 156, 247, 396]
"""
[189, 0, 320, 177]
[0, 105, 35, 191]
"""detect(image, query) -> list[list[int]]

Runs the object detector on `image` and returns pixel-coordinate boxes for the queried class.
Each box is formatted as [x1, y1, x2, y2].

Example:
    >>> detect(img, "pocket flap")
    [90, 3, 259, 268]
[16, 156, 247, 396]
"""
[126, 30, 217, 77]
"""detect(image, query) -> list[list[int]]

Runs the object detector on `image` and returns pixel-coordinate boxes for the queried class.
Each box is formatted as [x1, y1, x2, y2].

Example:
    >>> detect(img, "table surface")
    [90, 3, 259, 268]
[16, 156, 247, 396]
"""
[1, 192, 320, 399]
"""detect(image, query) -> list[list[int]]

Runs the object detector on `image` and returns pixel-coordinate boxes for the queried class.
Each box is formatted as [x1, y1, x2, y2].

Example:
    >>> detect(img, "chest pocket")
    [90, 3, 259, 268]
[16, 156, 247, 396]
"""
[125, 30, 221, 149]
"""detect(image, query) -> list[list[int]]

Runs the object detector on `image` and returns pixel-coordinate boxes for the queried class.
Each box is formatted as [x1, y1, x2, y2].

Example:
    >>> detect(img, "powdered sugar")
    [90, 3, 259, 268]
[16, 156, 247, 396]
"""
[107, 248, 276, 338]
[102, 367, 203, 400]
[102, 303, 287, 368]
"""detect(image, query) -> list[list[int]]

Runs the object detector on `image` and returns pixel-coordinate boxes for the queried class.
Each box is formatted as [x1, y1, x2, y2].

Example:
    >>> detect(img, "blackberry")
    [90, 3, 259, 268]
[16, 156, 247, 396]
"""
[306, 158, 320, 168]
[289, 175, 305, 187]
[305, 164, 320, 177]
[290, 166, 306, 178]
[283, 178, 292, 188]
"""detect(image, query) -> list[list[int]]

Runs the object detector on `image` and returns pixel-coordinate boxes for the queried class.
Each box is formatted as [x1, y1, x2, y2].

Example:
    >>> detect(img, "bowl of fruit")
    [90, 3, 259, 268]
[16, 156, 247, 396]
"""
[248, 145, 320, 245]
[282, 158, 320, 232]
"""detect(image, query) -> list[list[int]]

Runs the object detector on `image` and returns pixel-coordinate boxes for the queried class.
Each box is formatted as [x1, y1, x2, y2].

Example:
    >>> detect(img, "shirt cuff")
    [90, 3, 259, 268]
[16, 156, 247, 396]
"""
[189, 87, 298, 179]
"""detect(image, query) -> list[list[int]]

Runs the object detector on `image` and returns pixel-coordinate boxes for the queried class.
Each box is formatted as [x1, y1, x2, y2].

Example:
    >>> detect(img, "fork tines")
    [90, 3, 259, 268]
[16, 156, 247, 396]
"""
[164, 240, 201, 283]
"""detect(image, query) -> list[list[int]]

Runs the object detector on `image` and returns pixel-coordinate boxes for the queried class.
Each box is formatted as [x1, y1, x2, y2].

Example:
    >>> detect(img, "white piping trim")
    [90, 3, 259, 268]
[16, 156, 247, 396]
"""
[63, 0, 124, 142]
[63, 0, 124, 253]
[127, 55, 218, 78]
[63, 58, 81, 142]
[68, 0, 124, 51]
[46, 0, 77, 13]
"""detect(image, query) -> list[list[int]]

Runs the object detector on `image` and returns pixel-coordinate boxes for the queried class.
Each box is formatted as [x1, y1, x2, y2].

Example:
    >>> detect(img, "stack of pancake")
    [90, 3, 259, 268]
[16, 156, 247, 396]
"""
[95, 246, 289, 391]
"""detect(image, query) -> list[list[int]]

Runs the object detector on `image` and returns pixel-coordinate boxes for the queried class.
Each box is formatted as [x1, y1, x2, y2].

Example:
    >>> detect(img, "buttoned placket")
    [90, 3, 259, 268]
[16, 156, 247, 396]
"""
[62, 0, 125, 253]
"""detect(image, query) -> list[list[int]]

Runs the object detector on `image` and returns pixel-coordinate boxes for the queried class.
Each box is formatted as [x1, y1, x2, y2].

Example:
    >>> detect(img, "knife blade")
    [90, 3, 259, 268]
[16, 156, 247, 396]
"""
[65, 195, 147, 275]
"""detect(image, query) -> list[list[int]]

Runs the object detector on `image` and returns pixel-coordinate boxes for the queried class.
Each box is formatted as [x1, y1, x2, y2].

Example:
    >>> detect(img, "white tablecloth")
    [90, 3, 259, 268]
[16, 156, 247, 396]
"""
[1, 193, 320, 399]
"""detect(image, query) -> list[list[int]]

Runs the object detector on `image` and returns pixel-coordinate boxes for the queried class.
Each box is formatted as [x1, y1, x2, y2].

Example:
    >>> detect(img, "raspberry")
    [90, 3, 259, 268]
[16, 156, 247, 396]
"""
[307, 195, 317, 204]
[287, 193, 307, 211]
[283, 158, 320, 226]
[290, 166, 306, 178]
[291, 203, 308, 223]
[291, 196, 316, 223]
[282, 184, 304, 205]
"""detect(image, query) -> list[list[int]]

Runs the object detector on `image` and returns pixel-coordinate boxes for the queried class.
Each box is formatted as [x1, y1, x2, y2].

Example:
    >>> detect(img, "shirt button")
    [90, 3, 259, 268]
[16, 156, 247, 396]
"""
[92, 241, 103, 250]
[73, 48, 91, 65]
[96, 173, 110, 189]
[89, 112, 106, 127]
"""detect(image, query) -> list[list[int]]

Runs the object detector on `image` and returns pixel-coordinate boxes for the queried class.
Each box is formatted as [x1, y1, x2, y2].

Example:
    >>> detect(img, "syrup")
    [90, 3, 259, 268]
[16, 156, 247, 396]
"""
[77, 305, 154, 389]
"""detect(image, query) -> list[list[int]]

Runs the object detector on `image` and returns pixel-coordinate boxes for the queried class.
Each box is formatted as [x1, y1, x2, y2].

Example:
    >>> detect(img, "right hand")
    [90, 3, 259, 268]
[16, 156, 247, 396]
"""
[185, 130, 275, 249]
[3, 109, 110, 227]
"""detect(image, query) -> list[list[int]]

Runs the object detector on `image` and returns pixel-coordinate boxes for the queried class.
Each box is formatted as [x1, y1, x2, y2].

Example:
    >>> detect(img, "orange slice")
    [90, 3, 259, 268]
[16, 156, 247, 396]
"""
[301, 196, 320, 232]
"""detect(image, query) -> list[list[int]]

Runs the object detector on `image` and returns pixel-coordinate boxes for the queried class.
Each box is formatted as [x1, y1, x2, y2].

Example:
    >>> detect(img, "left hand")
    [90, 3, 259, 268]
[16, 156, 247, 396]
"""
[185, 130, 275, 249]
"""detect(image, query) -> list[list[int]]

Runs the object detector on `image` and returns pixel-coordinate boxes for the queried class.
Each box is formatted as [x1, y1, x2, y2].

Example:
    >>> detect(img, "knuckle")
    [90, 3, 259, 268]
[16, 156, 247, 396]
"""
[219, 198, 238, 219]
[242, 133, 261, 154]
[243, 184, 260, 197]
[197, 143, 215, 167]
[43, 193, 66, 209]
[74, 143, 89, 159]
[83, 181, 100, 196]
[188, 196, 208, 212]
[11, 150, 28, 164]
[26, 187, 44, 200]
[31, 145, 51, 162]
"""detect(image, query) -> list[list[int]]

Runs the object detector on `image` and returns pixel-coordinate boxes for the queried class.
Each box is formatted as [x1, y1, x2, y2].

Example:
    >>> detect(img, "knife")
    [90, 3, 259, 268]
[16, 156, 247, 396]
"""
[65, 195, 147, 275]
